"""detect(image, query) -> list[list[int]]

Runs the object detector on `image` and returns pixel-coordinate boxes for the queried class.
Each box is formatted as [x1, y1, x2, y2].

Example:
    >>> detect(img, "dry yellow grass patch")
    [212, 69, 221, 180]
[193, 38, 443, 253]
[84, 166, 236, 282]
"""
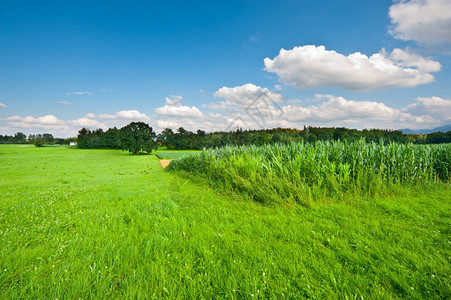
[159, 159, 172, 169]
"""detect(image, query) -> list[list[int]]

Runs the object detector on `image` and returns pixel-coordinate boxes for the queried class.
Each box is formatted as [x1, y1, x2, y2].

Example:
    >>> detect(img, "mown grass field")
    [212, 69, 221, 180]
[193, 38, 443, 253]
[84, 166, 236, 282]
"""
[156, 149, 201, 160]
[0, 145, 450, 298]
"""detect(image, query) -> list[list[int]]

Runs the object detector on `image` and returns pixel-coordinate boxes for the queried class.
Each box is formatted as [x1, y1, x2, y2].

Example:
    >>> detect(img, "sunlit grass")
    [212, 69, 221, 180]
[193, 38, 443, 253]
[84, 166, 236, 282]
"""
[0, 145, 450, 298]
[156, 149, 200, 160]
[169, 141, 451, 205]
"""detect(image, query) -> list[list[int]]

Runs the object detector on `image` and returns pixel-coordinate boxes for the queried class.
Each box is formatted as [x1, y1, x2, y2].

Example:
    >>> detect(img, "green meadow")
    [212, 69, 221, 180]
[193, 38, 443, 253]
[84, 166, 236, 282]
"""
[156, 149, 201, 160]
[0, 145, 450, 298]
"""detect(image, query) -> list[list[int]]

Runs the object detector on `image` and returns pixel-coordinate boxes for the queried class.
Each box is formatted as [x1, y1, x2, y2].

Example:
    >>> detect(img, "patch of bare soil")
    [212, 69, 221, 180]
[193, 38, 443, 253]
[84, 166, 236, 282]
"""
[159, 159, 172, 169]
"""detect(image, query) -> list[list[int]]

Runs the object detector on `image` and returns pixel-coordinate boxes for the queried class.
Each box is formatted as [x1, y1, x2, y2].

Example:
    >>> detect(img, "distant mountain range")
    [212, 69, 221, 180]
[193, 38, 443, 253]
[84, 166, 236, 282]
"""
[399, 124, 451, 134]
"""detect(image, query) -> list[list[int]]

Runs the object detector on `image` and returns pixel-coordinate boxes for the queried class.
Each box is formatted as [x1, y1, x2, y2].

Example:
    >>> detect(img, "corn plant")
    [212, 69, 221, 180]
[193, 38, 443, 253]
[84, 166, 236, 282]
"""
[168, 140, 451, 205]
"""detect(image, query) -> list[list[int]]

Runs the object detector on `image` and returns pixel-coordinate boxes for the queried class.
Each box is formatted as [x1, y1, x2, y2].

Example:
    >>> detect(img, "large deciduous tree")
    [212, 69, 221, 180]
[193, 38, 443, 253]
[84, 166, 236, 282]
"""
[120, 122, 158, 154]
[14, 132, 27, 143]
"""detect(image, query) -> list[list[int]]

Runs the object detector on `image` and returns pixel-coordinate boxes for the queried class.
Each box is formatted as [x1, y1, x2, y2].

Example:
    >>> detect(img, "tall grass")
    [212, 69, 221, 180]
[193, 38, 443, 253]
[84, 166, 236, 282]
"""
[168, 140, 451, 205]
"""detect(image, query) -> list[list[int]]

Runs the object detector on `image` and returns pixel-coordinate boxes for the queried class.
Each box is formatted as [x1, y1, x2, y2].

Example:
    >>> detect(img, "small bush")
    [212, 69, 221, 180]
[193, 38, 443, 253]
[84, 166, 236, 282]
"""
[34, 139, 45, 147]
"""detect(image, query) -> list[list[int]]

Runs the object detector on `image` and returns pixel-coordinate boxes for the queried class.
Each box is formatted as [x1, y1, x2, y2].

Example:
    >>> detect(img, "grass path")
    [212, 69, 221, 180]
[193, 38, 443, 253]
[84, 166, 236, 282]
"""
[0, 146, 450, 298]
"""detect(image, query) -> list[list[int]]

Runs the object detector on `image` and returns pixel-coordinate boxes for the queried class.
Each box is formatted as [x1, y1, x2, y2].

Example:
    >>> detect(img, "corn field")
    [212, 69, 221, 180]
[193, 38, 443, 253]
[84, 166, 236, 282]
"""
[168, 140, 451, 205]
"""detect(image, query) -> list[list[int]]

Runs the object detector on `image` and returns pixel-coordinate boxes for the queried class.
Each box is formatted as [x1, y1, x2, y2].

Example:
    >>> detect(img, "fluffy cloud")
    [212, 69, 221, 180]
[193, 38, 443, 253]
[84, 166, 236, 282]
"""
[0, 102, 7, 108]
[155, 95, 203, 117]
[272, 94, 451, 129]
[281, 95, 407, 123]
[156, 120, 183, 129]
[86, 113, 117, 119]
[1, 94, 449, 137]
[389, 0, 451, 44]
[205, 89, 449, 130]
[116, 110, 150, 121]
[264, 45, 441, 91]
[209, 84, 285, 128]
[155, 116, 221, 132]
[402, 96, 451, 122]
[2, 115, 70, 133]
[211, 83, 283, 109]
[213, 94, 440, 130]
[86, 110, 150, 121]
[0, 108, 153, 137]
[67, 117, 105, 127]
[67, 110, 150, 133]
[202, 84, 449, 130]
[7, 115, 66, 125]
[388, 48, 441, 72]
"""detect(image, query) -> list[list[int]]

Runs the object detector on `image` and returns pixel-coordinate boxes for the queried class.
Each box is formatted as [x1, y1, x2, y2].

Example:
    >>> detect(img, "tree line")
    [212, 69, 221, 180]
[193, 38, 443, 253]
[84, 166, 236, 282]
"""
[157, 126, 451, 149]
[76, 123, 451, 151]
[2, 124, 450, 152]
[77, 122, 157, 154]
[0, 133, 76, 145]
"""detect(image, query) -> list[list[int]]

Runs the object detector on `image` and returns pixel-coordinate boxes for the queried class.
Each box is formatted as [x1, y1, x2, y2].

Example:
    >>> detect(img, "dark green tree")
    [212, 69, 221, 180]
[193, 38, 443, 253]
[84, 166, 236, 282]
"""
[34, 139, 45, 147]
[14, 132, 27, 143]
[120, 122, 158, 154]
[77, 128, 90, 148]
[102, 127, 121, 149]
[157, 128, 175, 149]
[42, 133, 54, 144]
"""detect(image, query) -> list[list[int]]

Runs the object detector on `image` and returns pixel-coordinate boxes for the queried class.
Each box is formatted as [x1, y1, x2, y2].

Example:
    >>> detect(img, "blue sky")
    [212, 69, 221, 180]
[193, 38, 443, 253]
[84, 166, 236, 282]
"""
[1, 0, 450, 137]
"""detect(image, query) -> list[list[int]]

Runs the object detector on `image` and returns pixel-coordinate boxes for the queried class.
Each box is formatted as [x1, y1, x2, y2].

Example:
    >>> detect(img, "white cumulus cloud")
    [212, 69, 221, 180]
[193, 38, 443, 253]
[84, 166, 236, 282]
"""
[67, 117, 104, 127]
[84, 110, 150, 123]
[240, 94, 437, 130]
[281, 95, 405, 123]
[10, 115, 66, 125]
[155, 95, 203, 117]
[402, 96, 451, 123]
[3, 115, 69, 132]
[116, 110, 150, 121]
[0, 109, 154, 137]
[86, 113, 117, 119]
[211, 83, 283, 109]
[264, 45, 441, 91]
[389, 0, 451, 44]
[0, 102, 7, 108]
[388, 48, 441, 72]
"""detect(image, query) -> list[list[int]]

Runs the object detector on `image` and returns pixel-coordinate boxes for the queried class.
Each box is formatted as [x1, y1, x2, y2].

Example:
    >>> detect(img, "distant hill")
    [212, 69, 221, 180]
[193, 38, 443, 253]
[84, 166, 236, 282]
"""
[399, 124, 451, 134]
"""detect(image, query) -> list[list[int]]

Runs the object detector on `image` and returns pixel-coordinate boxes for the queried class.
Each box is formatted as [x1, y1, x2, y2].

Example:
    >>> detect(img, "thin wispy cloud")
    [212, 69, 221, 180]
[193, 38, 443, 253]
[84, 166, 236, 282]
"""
[241, 32, 261, 50]
[249, 34, 259, 42]
[66, 91, 92, 96]
[57, 101, 72, 105]
[0, 102, 7, 108]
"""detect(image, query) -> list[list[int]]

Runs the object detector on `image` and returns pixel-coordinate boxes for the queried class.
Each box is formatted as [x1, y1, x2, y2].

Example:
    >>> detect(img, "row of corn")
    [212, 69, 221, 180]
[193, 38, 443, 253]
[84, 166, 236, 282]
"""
[168, 140, 451, 205]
